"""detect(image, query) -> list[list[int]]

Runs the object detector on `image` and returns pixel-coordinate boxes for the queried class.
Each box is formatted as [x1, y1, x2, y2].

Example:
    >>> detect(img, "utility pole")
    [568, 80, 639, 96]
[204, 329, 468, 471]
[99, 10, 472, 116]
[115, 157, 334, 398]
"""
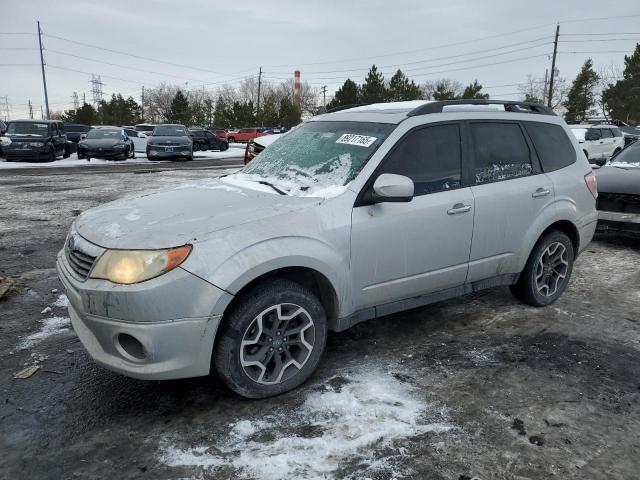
[82, 92, 86, 105]
[256, 66, 262, 122]
[28, 100, 33, 119]
[320, 85, 327, 110]
[90, 74, 104, 106]
[141, 86, 145, 122]
[72, 92, 79, 110]
[542, 69, 549, 104]
[37, 21, 50, 119]
[40, 104, 44, 120]
[547, 23, 560, 109]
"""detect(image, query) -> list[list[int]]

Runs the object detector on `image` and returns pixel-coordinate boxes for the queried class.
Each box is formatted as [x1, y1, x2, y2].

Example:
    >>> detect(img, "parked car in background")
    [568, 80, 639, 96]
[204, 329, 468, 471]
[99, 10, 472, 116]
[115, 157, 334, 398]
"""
[124, 128, 148, 153]
[594, 141, 640, 236]
[57, 99, 597, 398]
[0, 120, 6, 134]
[214, 129, 229, 141]
[619, 126, 640, 147]
[2, 120, 72, 162]
[227, 127, 270, 143]
[569, 124, 624, 166]
[146, 124, 193, 161]
[244, 133, 282, 164]
[135, 123, 156, 137]
[77, 127, 135, 161]
[64, 124, 92, 143]
[188, 128, 229, 151]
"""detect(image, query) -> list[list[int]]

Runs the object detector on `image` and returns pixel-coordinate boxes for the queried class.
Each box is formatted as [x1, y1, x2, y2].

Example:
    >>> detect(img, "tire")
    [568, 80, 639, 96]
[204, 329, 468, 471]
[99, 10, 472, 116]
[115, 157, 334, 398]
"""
[228, 137, 235, 144]
[46, 148, 55, 163]
[77, 151, 85, 160]
[193, 142, 200, 152]
[221, 141, 228, 151]
[63, 146, 70, 159]
[214, 278, 328, 398]
[510, 230, 574, 307]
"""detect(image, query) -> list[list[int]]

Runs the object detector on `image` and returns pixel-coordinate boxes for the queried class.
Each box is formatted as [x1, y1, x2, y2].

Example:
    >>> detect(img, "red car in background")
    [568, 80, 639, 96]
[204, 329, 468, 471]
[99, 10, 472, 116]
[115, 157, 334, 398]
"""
[227, 127, 270, 144]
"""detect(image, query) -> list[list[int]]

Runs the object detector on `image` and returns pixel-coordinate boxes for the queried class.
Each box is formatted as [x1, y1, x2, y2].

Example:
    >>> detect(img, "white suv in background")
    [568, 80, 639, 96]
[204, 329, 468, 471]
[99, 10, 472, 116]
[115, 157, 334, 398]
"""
[569, 124, 624, 166]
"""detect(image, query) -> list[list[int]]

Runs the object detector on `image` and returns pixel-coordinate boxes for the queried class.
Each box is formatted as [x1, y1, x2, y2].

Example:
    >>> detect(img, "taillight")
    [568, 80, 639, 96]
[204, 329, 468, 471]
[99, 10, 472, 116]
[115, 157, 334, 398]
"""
[584, 171, 597, 199]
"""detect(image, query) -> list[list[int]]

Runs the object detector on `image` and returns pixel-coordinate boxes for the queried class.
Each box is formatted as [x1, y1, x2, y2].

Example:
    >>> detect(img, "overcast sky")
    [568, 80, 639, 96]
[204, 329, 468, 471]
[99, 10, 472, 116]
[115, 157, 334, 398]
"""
[2, 0, 640, 118]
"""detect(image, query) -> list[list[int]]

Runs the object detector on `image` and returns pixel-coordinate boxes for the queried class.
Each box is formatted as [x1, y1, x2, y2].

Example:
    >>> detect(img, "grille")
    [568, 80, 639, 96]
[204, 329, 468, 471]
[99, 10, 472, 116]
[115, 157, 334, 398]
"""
[597, 192, 640, 214]
[66, 238, 97, 280]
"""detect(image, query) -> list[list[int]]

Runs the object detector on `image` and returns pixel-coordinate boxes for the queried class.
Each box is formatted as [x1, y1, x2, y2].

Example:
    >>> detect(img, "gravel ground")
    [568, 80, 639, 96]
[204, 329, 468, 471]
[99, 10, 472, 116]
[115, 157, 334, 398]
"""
[0, 167, 639, 480]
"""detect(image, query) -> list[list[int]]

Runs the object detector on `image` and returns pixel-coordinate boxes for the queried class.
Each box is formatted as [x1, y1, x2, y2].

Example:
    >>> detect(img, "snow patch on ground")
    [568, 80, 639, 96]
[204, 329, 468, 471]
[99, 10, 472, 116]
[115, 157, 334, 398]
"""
[52, 294, 69, 308]
[18, 317, 71, 350]
[159, 369, 454, 479]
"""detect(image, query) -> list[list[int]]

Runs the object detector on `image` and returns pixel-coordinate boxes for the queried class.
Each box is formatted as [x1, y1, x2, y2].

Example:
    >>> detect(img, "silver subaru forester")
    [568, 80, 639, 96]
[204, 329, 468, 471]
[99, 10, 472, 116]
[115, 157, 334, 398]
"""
[56, 100, 598, 398]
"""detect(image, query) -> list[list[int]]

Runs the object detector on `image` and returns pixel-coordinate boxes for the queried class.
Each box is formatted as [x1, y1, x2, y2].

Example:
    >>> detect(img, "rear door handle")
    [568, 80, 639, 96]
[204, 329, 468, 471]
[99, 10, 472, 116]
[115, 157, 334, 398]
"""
[532, 188, 551, 198]
[447, 203, 472, 215]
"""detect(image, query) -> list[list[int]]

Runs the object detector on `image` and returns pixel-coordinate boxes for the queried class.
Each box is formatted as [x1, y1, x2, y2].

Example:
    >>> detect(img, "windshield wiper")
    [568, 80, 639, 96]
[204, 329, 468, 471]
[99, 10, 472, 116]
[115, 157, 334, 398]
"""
[258, 181, 288, 195]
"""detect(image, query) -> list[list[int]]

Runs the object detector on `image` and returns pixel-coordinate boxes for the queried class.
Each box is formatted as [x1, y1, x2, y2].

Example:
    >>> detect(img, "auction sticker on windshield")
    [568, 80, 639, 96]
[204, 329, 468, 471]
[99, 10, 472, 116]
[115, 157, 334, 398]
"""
[336, 133, 377, 147]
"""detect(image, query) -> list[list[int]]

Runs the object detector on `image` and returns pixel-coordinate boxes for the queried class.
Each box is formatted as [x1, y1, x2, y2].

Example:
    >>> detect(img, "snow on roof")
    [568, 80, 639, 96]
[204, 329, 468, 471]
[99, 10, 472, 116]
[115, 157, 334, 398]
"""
[345, 100, 431, 113]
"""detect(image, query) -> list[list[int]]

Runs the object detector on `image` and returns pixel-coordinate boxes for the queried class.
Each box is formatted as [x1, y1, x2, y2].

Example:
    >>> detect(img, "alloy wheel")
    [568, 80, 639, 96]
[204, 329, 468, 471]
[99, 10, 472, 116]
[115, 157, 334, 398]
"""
[535, 241, 568, 297]
[240, 303, 315, 385]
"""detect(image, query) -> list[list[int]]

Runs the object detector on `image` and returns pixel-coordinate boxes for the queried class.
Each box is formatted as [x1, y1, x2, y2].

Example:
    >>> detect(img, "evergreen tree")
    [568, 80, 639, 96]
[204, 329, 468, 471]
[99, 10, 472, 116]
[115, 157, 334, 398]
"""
[232, 100, 256, 126]
[460, 80, 489, 99]
[563, 59, 599, 123]
[524, 94, 544, 104]
[213, 95, 233, 128]
[387, 70, 423, 101]
[602, 44, 640, 124]
[326, 79, 359, 110]
[278, 97, 302, 128]
[258, 92, 280, 126]
[62, 102, 97, 124]
[432, 81, 458, 100]
[167, 90, 191, 125]
[360, 65, 387, 104]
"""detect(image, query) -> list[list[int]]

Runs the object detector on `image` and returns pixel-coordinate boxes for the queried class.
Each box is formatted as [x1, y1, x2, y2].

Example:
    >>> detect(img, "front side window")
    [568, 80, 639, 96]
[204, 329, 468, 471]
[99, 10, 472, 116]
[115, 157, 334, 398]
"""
[612, 128, 623, 138]
[239, 120, 395, 196]
[471, 122, 532, 184]
[524, 122, 576, 172]
[380, 123, 462, 196]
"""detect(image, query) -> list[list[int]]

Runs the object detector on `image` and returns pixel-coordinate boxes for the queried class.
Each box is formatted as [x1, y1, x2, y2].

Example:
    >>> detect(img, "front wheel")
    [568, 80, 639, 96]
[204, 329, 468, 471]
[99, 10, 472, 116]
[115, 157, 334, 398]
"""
[214, 279, 327, 398]
[510, 231, 574, 307]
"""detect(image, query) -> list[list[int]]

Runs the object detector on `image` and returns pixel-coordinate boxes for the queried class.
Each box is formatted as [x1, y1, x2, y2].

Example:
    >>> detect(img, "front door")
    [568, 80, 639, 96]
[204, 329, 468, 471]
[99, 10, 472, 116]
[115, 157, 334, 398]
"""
[351, 122, 474, 310]
[466, 121, 555, 281]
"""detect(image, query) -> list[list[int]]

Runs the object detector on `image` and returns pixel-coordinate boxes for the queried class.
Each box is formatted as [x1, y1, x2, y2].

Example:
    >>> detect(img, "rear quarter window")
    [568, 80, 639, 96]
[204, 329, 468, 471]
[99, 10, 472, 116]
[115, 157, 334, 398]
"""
[524, 122, 576, 172]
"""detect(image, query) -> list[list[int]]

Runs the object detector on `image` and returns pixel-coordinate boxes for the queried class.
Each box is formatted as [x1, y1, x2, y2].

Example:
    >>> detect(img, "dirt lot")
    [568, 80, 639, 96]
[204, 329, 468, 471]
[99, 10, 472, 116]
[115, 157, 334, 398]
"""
[0, 167, 639, 480]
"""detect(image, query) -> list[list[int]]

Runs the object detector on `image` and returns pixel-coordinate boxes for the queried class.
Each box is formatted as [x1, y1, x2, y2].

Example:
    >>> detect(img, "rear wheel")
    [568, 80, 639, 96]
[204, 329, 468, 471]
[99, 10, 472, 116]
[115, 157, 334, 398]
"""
[214, 279, 327, 398]
[228, 137, 236, 144]
[63, 146, 71, 159]
[192, 142, 200, 152]
[510, 230, 574, 307]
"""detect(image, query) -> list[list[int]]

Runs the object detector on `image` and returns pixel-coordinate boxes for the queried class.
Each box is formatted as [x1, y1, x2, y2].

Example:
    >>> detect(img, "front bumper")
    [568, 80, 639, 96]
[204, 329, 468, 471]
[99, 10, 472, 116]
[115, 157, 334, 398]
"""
[79, 147, 126, 159]
[597, 210, 640, 236]
[56, 249, 233, 380]
[4, 146, 48, 161]
[147, 146, 191, 159]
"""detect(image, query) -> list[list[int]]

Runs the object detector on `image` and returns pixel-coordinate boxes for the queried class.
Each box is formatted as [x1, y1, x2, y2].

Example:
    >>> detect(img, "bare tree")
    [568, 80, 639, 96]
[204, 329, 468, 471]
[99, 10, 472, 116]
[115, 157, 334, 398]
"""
[596, 63, 623, 120]
[421, 79, 463, 100]
[519, 74, 568, 110]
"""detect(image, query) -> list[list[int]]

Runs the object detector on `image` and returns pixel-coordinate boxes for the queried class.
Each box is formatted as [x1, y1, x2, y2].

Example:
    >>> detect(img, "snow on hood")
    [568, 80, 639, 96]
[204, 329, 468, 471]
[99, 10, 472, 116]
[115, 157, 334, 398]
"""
[74, 177, 320, 249]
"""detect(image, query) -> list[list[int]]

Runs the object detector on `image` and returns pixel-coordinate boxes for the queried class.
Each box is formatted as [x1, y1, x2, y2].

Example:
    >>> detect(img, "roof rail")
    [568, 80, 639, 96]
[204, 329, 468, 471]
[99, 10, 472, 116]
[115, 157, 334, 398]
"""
[325, 103, 371, 113]
[407, 99, 556, 117]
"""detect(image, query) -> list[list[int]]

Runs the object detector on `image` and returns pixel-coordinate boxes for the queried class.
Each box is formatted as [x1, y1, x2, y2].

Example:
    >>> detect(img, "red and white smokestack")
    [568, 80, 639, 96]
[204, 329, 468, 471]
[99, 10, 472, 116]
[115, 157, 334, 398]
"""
[293, 70, 301, 106]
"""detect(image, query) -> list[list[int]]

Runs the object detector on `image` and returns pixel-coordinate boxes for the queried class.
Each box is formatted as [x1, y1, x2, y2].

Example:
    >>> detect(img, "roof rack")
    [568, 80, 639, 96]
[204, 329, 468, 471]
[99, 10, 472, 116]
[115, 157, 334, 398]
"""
[325, 103, 371, 113]
[407, 99, 556, 117]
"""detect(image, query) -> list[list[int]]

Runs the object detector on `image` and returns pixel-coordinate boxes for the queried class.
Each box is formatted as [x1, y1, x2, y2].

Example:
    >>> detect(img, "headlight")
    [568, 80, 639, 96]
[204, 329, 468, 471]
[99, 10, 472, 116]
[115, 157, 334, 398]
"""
[89, 245, 192, 284]
[28, 142, 44, 147]
[114, 143, 125, 148]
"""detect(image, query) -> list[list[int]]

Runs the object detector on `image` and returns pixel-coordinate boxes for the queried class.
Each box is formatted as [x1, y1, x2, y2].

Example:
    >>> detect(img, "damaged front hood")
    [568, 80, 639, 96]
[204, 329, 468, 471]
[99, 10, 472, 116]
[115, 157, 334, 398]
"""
[75, 178, 319, 249]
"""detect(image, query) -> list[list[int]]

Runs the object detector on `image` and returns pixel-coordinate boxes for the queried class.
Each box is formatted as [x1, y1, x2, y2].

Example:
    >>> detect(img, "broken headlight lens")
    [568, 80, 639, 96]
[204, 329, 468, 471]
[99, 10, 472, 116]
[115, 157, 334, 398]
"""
[89, 245, 192, 284]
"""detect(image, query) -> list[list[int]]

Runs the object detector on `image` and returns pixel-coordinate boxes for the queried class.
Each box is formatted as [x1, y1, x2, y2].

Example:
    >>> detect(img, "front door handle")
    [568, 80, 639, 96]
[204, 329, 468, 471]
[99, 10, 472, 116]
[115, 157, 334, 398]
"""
[532, 188, 551, 198]
[447, 203, 472, 215]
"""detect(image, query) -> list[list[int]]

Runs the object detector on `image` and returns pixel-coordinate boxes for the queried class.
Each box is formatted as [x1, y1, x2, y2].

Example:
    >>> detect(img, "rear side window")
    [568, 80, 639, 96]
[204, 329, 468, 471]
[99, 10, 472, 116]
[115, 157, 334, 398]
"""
[524, 122, 576, 172]
[601, 128, 613, 138]
[470, 122, 532, 184]
[381, 123, 462, 196]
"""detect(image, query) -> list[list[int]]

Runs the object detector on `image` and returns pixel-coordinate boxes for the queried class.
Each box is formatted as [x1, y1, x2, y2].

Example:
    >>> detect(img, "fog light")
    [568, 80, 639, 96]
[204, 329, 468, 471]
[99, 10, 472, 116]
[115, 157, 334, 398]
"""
[117, 333, 146, 360]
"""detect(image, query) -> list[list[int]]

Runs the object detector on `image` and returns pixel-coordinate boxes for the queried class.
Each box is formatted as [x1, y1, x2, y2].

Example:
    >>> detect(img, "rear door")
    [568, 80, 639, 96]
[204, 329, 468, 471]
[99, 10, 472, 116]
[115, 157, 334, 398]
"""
[467, 121, 554, 282]
[53, 123, 65, 156]
[600, 128, 615, 158]
[351, 122, 474, 308]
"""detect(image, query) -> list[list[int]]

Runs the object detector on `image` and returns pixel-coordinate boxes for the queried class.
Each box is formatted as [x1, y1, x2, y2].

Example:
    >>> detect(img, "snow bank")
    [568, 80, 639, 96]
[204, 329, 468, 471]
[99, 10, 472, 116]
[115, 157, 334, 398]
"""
[159, 369, 454, 479]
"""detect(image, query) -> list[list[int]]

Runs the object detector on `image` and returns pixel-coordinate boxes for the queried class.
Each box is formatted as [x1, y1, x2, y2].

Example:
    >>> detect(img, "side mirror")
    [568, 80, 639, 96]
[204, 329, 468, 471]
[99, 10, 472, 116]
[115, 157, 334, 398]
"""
[371, 173, 414, 203]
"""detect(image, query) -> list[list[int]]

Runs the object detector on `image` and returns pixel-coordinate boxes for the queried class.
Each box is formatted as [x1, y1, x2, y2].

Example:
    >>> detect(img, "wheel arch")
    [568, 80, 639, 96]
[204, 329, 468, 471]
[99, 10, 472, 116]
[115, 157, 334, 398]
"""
[219, 265, 341, 332]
